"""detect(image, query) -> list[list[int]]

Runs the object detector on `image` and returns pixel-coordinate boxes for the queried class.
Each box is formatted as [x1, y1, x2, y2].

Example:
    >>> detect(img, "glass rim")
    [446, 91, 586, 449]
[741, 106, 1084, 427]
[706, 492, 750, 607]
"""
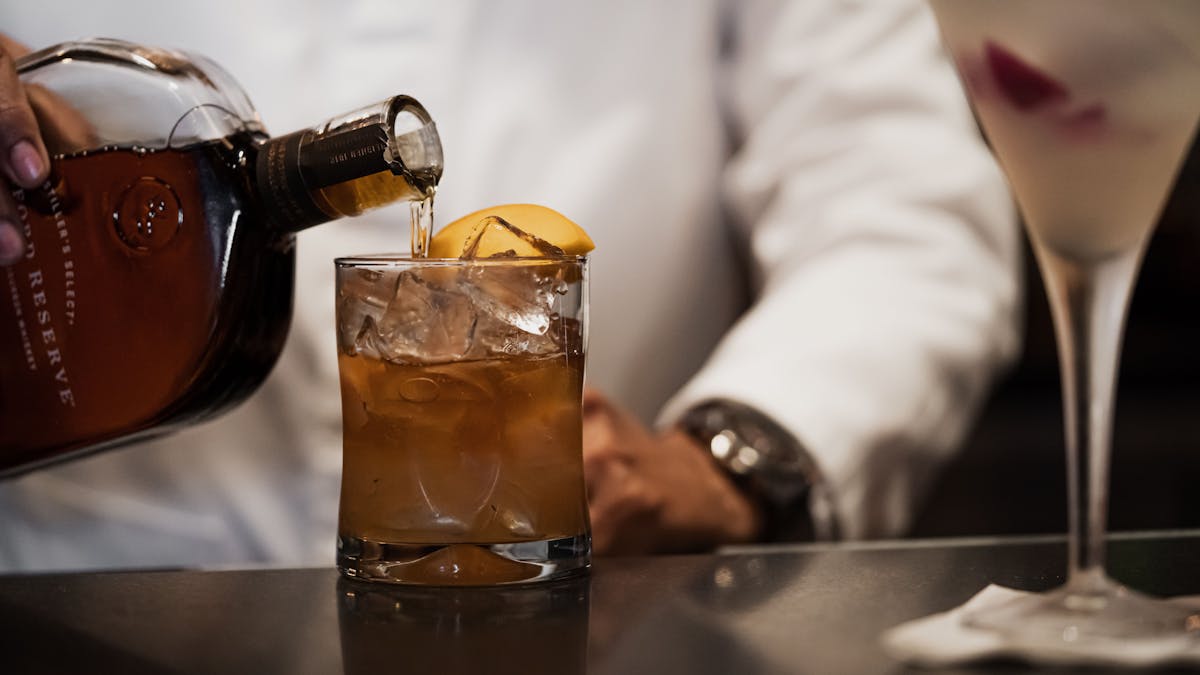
[335, 254, 589, 268]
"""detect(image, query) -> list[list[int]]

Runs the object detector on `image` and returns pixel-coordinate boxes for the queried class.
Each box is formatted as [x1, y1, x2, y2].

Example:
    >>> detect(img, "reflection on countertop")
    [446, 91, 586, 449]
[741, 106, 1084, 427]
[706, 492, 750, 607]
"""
[4, 534, 1200, 673]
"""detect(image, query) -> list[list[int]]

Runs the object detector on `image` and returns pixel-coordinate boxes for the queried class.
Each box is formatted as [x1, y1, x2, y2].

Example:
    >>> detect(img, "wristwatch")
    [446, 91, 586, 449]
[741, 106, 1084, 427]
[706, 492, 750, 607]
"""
[681, 399, 840, 542]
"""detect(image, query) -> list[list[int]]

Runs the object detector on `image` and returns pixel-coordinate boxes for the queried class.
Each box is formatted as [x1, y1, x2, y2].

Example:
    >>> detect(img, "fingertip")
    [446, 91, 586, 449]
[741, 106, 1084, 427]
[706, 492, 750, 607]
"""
[10, 139, 48, 188]
[0, 220, 25, 265]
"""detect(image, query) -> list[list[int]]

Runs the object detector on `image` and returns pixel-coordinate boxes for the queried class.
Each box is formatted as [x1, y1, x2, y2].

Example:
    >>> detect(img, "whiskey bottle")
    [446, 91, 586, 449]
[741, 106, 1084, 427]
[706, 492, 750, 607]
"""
[0, 39, 442, 475]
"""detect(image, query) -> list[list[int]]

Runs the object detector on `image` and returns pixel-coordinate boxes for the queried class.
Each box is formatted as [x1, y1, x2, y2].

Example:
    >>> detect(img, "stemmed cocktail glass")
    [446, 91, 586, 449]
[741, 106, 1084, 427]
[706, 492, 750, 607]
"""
[929, 0, 1200, 646]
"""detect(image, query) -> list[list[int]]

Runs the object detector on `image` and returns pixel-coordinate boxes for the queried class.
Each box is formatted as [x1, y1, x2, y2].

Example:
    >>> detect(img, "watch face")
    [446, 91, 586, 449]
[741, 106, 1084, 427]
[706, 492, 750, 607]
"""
[687, 402, 815, 495]
[691, 402, 805, 472]
[685, 400, 840, 541]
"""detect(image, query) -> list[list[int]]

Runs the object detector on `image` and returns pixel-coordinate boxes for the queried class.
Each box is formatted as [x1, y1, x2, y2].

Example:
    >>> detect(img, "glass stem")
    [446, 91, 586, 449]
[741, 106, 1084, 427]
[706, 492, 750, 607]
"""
[1034, 243, 1144, 592]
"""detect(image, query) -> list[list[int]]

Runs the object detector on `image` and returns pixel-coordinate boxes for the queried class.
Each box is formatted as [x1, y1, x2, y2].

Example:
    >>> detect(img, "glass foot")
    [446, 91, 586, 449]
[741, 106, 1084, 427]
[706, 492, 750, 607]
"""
[337, 534, 590, 586]
[963, 572, 1200, 646]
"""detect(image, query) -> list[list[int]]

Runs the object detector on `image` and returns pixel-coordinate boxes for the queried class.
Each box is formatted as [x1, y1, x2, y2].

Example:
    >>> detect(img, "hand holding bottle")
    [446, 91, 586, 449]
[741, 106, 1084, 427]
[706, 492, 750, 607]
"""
[0, 37, 445, 471]
[0, 36, 50, 265]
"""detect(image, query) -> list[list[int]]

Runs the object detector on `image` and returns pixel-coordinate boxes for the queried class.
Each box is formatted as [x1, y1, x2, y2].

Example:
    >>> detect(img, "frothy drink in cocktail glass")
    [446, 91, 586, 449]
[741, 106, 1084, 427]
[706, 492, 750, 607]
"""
[334, 250, 590, 585]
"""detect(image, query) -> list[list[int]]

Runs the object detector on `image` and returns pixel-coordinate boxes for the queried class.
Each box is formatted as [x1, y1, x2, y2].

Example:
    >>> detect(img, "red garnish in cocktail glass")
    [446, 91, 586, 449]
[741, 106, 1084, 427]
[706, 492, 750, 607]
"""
[985, 41, 1069, 110]
[982, 41, 1109, 140]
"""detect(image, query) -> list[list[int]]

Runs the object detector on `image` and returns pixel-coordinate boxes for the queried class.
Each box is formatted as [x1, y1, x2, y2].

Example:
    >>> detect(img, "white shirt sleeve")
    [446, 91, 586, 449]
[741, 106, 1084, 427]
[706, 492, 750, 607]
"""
[659, 0, 1022, 539]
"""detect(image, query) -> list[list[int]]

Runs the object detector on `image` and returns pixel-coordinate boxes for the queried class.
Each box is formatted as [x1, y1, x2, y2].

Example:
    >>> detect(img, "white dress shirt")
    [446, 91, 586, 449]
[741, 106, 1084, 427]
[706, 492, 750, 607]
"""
[0, 0, 1018, 570]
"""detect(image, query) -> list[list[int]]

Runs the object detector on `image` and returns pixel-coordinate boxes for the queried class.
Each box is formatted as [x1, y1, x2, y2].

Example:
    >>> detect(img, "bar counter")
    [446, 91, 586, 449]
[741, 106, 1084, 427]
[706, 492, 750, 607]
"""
[3, 531, 1200, 674]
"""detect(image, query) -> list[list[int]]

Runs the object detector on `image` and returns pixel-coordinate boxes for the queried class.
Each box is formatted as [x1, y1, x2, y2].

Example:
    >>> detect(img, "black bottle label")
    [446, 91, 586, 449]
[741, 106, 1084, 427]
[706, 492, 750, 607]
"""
[255, 131, 331, 232]
[300, 124, 395, 188]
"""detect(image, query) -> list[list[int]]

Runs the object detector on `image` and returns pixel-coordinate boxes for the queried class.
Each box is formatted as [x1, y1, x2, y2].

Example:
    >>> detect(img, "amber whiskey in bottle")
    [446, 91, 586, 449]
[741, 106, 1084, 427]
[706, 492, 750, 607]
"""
[0, 39, 442, 474]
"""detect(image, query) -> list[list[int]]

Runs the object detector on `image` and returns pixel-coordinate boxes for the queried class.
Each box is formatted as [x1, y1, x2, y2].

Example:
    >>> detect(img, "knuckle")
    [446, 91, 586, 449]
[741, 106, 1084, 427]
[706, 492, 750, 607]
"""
[620, 479, 664, 514]
[0, 100, 33, 126]
[587, 441, 623, 463]
[0, 68, 37, 134]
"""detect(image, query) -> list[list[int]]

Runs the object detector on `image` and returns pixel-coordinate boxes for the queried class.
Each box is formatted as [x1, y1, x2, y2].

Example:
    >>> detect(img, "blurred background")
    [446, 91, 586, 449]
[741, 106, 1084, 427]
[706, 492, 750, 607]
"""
[913, 137, 1200, 538]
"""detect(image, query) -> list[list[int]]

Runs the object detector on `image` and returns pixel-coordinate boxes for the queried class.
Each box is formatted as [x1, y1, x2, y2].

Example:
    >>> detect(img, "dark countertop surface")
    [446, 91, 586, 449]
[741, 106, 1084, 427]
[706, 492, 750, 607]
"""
[3, 531, 1200, 674]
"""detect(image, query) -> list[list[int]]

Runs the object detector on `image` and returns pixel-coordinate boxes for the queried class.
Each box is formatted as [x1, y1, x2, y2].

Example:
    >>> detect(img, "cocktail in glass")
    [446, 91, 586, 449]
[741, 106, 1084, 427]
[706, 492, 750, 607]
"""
[929, 0, 1200, 645]
[334, 253, 590, 585]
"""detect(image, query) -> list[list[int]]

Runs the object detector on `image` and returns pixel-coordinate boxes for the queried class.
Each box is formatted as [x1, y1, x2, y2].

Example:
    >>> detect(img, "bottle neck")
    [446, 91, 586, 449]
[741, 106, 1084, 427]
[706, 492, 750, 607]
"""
[254, 96, 442, 233]
[255, 129, 335, 232]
